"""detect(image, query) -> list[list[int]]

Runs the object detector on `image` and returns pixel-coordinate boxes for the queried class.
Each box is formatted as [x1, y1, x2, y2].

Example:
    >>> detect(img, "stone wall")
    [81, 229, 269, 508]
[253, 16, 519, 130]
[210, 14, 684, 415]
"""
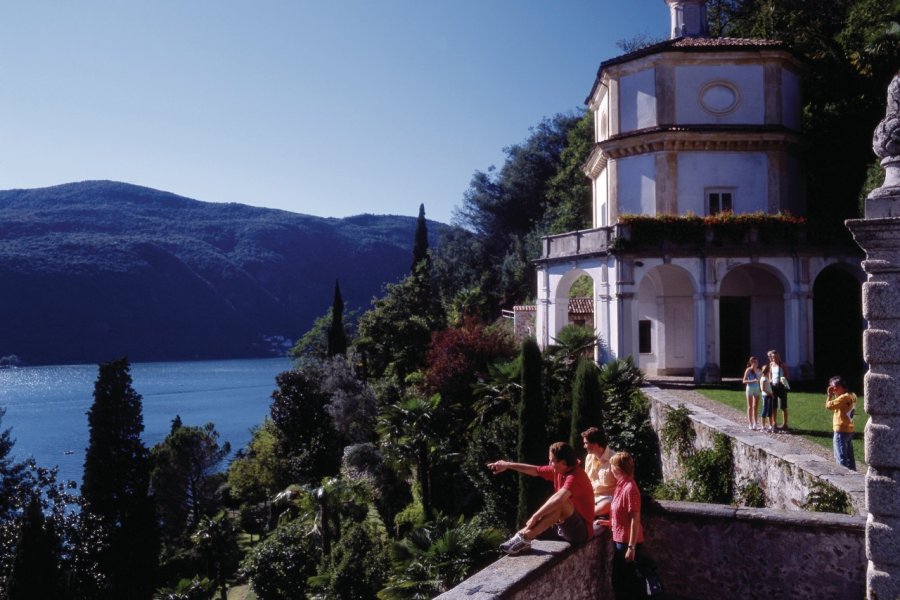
[438, 502, 864, 599]
[644, 386, 867, 515]
[435, 529, 613, 600]
[644, 500, 866, 599]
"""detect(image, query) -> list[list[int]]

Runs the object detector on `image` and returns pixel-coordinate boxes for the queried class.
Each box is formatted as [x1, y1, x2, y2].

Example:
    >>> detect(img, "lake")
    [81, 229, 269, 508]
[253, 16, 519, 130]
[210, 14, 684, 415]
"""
[0, 357, 292, 486]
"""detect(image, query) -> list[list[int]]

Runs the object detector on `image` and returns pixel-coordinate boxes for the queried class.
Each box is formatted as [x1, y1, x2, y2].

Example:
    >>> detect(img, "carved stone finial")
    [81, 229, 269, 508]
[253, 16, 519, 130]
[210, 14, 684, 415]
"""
[873, 71, 900, 160]
[866, 71, 900, 218]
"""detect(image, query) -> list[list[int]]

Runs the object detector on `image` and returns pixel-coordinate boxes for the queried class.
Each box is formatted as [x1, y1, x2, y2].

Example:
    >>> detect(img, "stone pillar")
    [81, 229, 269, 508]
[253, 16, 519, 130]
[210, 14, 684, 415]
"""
[846, 70, 900, 600]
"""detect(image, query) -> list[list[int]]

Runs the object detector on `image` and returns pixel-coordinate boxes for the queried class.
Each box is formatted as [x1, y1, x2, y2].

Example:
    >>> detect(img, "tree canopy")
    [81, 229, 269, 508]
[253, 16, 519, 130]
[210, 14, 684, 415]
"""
[437, 111, 590, 312]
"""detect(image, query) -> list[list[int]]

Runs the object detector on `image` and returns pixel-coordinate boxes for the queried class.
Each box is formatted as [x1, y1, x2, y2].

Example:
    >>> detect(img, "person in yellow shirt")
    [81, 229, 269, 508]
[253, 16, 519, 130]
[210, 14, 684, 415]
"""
[825, 375, 857, 470]
[581, 427, 616, 517]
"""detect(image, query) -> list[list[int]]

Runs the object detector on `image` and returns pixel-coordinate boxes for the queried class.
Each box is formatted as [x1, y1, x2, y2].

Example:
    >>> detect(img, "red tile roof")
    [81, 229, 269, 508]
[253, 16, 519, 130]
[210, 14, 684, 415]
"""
[602, 36, 788, 69]
[587, 36, 795, 103]
[513, 298, 593, 314]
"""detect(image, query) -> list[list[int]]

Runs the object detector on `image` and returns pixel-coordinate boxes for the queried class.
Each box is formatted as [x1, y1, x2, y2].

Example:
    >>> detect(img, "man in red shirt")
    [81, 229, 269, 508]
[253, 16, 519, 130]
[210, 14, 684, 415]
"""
[488, 441, 595, 555]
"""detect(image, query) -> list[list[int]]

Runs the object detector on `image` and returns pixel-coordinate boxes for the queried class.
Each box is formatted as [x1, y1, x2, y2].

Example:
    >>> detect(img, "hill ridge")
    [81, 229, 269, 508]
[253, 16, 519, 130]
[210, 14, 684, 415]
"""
[0, 181, 447, 365]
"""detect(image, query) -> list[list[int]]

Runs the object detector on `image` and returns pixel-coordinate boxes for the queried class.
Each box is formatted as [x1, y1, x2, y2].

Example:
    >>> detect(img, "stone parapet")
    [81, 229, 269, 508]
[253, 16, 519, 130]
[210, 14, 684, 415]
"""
[645, 386, 867, 515]
[434, 530, 612, 600]
[644, 500, 865, 599]
[438, 501, 864, 599]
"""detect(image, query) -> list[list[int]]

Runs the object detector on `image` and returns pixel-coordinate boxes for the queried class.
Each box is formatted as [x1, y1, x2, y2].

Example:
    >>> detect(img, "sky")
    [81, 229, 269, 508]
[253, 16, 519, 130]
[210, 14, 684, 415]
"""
[0, 1, 670, 225]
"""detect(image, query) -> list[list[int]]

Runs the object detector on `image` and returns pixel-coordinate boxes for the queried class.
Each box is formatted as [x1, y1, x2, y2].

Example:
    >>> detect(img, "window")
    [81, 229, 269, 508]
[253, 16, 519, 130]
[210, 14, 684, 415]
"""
[707, 189, 734, 215]
[639, 320, 652, 354]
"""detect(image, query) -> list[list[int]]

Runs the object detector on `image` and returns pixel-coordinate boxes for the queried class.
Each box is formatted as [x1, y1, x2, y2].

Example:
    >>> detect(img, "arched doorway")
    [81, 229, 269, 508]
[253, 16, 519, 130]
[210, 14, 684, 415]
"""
[719, 265, 787, 378]
[551, 268, 597, 340]
[636, 265, 696, 376]
[813, 265, 864, 389]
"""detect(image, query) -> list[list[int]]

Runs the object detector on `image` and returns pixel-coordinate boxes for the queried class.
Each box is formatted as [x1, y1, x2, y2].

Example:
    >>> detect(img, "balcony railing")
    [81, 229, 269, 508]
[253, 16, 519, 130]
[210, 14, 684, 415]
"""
[539, 227, 613, 260]
[539, 213, 810, 261]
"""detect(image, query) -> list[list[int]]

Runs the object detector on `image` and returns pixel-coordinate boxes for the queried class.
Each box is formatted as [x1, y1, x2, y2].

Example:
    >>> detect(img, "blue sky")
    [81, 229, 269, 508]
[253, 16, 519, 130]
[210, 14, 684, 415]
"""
[0, 1, 669, 224]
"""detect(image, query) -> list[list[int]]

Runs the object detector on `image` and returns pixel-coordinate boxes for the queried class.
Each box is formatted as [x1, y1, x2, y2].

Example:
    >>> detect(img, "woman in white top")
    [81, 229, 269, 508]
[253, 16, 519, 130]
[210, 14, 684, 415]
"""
[768, 350, 790, 432]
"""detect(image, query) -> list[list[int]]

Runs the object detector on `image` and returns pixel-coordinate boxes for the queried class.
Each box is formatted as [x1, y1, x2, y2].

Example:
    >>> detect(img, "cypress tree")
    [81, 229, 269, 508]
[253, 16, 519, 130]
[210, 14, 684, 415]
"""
[327, 279, 347, 357]
[411, 203, 429, 274]
[569, 357, 604, 452]
[517, 337, 547, 524]
[82, 357, 158, 600]
[7, 494, 60, 600]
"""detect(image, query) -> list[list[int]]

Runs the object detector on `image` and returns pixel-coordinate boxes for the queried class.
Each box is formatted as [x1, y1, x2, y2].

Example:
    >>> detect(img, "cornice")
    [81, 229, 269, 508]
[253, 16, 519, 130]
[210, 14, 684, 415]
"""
[583, 145, 608, 178]
[598, 126, 800, 159]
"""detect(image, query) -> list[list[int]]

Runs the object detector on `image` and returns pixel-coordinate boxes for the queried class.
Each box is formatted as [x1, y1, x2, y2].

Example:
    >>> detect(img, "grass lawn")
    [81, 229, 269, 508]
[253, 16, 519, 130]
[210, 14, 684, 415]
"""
[694, 386, 866, 467]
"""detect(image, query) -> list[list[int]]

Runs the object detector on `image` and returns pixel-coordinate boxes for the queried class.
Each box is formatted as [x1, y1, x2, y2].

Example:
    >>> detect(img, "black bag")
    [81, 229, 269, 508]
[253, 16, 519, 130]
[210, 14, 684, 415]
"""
[634, 556, 666, 598]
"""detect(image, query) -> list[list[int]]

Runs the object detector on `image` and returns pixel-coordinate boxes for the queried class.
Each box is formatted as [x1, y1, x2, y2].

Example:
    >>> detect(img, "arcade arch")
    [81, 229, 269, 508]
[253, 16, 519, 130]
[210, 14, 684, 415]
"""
[812, 263, 865, 388]
[636, 265, 696, 376]
[547, 268, 599, 353]
[718, 264, 788, 377]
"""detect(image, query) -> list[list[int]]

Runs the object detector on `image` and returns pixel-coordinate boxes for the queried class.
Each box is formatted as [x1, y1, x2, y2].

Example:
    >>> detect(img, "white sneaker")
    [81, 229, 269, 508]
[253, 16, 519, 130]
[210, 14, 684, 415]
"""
[500, 532, 532, 555]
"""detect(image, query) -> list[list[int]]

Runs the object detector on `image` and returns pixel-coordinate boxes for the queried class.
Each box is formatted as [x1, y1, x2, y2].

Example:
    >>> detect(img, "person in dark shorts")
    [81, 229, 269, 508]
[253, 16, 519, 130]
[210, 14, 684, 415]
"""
[488, 442, 594, 555]
[768, 350, 790, 431]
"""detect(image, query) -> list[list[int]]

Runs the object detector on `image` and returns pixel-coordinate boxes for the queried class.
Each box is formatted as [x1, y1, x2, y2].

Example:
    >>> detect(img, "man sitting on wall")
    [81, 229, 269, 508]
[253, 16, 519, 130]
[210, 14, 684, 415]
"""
[488, 441, 595, 555]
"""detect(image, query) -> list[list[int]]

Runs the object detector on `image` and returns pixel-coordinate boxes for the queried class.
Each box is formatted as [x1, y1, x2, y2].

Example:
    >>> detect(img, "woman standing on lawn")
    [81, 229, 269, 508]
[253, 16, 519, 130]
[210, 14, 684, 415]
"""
[768, 350, 790, 432]
[742, 356, 761, 430]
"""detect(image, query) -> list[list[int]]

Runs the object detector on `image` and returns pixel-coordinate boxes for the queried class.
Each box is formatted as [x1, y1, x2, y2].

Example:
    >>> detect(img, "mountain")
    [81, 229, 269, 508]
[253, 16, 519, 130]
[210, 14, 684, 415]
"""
[0, 181, 446, 366]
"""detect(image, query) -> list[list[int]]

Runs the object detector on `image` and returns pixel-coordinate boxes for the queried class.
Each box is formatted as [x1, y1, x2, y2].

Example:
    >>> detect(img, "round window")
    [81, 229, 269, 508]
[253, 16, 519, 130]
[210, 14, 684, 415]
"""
[699, 81, 740, 115]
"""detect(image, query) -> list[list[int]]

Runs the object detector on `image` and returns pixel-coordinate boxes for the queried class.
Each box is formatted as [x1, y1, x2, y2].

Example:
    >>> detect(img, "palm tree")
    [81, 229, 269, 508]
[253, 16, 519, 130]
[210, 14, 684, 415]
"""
[376, 394, 440, 521]
[470, 359, 521, 429]
[378, 514, 504, 600]
[191, 512, 240, 600]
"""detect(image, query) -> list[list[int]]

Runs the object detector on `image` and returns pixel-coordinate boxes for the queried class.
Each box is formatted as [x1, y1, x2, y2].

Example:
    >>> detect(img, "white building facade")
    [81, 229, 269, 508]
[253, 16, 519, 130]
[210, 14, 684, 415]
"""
[534, 0, 863, 382]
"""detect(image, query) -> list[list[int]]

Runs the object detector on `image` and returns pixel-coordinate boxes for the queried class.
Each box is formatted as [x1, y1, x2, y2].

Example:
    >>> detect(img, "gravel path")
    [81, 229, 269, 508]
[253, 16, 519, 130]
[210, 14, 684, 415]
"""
[645, 378, 860, 469]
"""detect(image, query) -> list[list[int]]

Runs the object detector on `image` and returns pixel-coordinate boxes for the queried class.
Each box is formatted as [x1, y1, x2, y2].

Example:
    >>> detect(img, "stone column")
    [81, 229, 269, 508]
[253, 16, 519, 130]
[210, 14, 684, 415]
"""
[846, 70, 900, 600]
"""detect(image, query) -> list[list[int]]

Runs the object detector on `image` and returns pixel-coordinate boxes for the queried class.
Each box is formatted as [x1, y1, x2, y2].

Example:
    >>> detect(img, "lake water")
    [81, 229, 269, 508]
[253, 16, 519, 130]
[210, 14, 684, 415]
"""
[0, 357, 292, 486]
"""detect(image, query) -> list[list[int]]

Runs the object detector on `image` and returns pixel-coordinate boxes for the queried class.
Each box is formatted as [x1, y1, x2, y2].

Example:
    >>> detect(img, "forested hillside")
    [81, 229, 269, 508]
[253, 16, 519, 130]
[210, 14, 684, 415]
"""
[0, 181, 446, 365]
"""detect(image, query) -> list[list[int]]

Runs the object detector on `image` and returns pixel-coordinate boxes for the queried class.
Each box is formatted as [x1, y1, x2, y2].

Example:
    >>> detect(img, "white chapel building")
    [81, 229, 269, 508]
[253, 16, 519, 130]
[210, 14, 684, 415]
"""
[534, 0, 864, 382]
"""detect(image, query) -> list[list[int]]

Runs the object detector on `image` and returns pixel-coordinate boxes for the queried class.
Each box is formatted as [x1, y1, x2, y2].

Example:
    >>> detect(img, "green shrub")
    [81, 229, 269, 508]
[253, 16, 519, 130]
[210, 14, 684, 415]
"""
[312, 521, 391, 600]
[735, 478, 766, 508]
[652, 480, 690, 501]
[393, 497, 426, 538]
[660, 404, 695, 461]
[802, 480, 853, 515]
[683, 433, 734, 504]
[241, 519, 322, 600]
[462, 412, 518, 530]
[599, 358, 661, 489]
